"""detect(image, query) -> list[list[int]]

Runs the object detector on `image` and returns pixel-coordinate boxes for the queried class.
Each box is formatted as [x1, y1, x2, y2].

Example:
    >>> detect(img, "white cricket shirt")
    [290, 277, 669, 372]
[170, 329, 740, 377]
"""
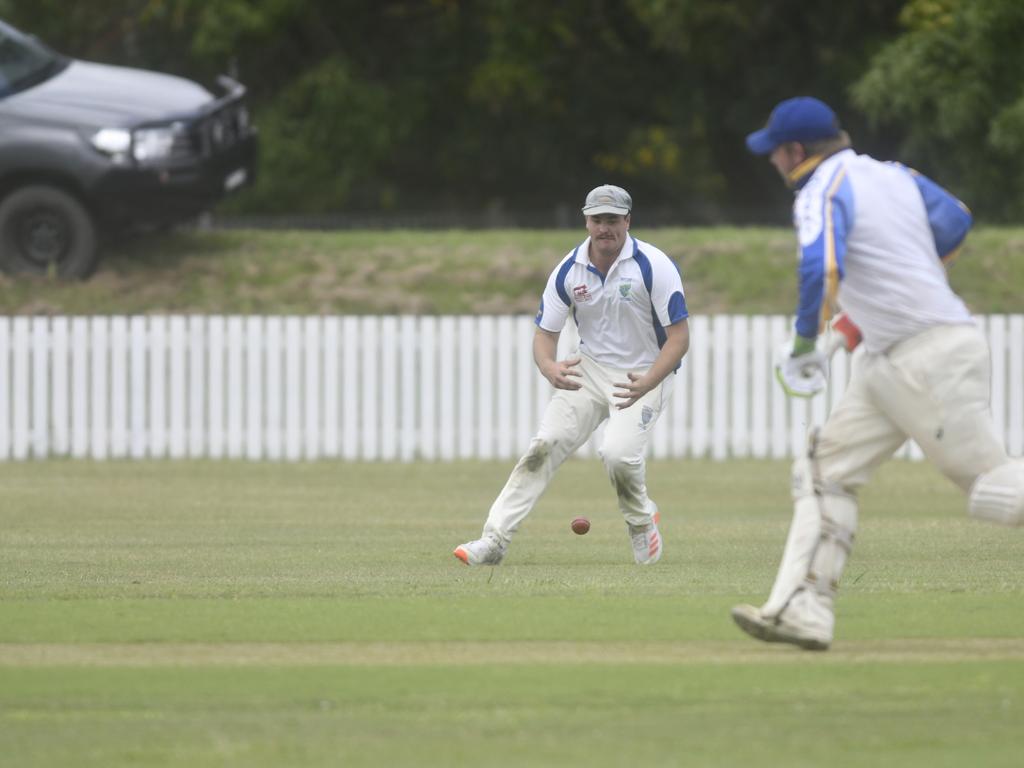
[792, 149, 974, 354]
[535, 235, 688, 370]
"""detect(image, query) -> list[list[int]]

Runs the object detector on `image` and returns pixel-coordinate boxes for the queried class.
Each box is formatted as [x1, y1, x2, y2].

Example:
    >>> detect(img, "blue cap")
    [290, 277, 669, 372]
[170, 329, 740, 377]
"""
[746, 97, 840, 155]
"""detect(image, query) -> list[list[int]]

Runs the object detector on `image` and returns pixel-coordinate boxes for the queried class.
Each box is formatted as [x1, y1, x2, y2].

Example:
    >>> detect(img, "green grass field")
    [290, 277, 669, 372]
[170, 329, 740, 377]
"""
[2, 459, 1023, 766]
[1, 225, 1022, 315]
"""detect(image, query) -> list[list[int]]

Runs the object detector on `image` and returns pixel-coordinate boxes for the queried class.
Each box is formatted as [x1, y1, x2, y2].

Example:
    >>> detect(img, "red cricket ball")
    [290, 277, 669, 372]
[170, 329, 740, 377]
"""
[571, 516, 591, 535]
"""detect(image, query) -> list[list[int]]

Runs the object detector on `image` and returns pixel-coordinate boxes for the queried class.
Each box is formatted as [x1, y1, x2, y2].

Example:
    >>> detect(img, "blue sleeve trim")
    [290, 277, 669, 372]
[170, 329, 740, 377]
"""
[667, 292, 688, 322]
[554, 248, 578, 307]
[658, 293, 689, 367]
[906, 168, 973, 258]
[632, 245, 665, 348]
[635, 242, 688, 350]
[633, 241, 654, 295]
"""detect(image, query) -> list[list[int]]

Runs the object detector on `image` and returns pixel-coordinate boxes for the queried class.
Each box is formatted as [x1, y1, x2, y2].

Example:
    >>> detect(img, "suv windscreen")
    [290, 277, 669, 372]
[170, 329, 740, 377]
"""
[0, 21, 68, 98]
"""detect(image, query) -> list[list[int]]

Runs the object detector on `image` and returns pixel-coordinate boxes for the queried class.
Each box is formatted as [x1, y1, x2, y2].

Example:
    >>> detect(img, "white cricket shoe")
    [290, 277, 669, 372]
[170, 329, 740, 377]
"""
[628, 520, 662, 565]
[730, 592, 833, 651]
[453, 536, 506, 566]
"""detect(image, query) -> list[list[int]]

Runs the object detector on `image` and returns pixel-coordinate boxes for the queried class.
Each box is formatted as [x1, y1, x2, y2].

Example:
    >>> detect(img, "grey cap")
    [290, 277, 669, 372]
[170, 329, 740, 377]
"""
[582, 184, 632, 216]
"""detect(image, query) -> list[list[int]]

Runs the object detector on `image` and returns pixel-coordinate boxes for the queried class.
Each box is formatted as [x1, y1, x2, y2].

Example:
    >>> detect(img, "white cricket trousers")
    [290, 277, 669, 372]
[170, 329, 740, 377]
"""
[817, 323, 1007, 492]
[482, 353, 673, 544]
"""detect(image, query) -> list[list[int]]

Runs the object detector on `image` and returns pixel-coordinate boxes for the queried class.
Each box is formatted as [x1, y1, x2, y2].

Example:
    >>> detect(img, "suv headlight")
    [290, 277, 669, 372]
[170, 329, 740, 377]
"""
[90, 123, 185, 165]
[90, 128, 132, 163]
[133, 124, 183, 163]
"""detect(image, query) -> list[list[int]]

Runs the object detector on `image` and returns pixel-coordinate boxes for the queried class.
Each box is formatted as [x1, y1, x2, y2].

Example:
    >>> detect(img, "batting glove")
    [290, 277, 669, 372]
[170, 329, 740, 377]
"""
[775, 335, 828, 398]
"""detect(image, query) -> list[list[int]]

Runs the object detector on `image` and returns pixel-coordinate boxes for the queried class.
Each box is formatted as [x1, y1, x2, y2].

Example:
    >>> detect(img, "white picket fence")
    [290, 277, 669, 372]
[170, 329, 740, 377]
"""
[0, 314, 1021, 462]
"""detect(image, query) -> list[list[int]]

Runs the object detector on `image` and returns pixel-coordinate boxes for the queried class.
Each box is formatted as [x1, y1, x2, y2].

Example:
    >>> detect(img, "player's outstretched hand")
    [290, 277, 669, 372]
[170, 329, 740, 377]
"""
[546, 357, 583, 390]
[613, 371, 651, 409]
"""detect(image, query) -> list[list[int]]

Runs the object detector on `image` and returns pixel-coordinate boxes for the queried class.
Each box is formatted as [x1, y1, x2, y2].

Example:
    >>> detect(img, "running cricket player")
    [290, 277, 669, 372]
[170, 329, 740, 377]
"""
[732, 96, 1024, 650]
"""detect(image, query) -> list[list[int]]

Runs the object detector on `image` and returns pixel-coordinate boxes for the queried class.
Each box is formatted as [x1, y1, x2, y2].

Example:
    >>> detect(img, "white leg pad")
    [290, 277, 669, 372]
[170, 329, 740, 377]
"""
[761, 493, 819, 617]
[969, 461, 1024, 526]
[761, 453, 858, 619]
[807, 493, 857, 598]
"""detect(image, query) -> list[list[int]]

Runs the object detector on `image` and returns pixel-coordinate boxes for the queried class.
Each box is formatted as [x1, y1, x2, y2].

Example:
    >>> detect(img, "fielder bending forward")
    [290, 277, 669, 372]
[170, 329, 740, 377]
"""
[454, 185, 690, 566]
[732, 96, 1024, 650]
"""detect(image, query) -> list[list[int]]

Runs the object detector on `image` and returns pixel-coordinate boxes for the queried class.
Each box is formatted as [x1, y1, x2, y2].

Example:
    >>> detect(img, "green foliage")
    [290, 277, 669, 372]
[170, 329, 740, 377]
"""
[243, 58, 409, 211]
[6, 1, 1024, 220]
[625, 0, 907, 215]
[1, 0, 831, 217]
[853, 0, 1024, 219]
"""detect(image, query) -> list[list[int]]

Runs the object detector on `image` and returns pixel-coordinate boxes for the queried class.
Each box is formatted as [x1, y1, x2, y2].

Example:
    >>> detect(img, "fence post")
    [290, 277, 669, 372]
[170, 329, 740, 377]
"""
[31, 317, 50, 459]
[689, 315, 709, 458]
[399, 315, 417, 462]
[1009, 315, 1023, 456]
[304, 316, 322, 461]
[90, 316, 109, 460]
[380, 316, 398, 461]
[361, 316, 380, 460]
[129, 317, 147, 459]
[167, 316, 186, 459]
[245, 316, 263, 460]
[208, 316, 225, 459]
[52, 317, 69, 457]
[188, 316, 206, 459]
[419, 316, 438, 461]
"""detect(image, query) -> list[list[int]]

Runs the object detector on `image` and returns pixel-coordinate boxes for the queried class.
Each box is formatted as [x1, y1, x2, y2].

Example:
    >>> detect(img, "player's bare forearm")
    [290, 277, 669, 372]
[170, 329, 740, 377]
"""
[645, 320, 690, 389]
[613, 319, 689, 409]
[533, 327, 582, 390]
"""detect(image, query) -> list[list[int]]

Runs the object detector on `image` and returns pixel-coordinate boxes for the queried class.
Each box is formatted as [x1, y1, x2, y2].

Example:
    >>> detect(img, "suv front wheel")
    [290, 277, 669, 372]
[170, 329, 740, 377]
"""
[0, 184, 100, 279]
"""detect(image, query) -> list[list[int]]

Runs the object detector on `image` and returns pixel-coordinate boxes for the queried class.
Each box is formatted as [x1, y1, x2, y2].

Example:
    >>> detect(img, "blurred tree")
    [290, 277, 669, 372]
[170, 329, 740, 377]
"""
[853, 0, 1024, 220]
[0, 1, 929, 221]
[1, 1, 204, 78]
[626, 0, 906, 219]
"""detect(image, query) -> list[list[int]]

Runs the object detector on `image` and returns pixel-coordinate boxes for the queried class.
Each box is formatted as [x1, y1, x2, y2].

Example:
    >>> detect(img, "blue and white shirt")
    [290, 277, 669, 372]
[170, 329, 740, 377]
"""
[535, 235, 688, 370]
[790, 148, 973, 354]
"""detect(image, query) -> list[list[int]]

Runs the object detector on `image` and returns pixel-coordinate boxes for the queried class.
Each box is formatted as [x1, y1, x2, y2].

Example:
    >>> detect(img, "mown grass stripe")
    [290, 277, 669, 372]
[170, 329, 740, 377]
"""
[4, 638, 1024, 667]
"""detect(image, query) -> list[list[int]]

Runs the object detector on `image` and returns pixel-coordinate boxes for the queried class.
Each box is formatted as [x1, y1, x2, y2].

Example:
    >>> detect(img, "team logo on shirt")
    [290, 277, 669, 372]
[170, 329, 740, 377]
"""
[573, 284, 592, 303]
[618, 279, 633, 301]
[639, 405, 654, 428]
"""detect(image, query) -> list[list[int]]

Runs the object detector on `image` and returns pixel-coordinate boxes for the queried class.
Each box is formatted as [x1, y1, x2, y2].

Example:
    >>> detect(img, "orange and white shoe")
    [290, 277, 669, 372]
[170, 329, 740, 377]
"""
[453, 536, 506, 566]
[628, 520, 662, 565]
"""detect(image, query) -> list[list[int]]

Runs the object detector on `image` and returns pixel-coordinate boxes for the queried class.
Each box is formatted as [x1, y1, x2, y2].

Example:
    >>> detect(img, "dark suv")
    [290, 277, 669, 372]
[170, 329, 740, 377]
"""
[0, 20, 258, 278]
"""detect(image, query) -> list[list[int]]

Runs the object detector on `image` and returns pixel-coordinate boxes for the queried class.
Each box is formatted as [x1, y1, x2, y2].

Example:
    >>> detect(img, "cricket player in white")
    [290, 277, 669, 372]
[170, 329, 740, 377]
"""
[732, 97, 1024, 650]
[454, 185, 690, 566]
